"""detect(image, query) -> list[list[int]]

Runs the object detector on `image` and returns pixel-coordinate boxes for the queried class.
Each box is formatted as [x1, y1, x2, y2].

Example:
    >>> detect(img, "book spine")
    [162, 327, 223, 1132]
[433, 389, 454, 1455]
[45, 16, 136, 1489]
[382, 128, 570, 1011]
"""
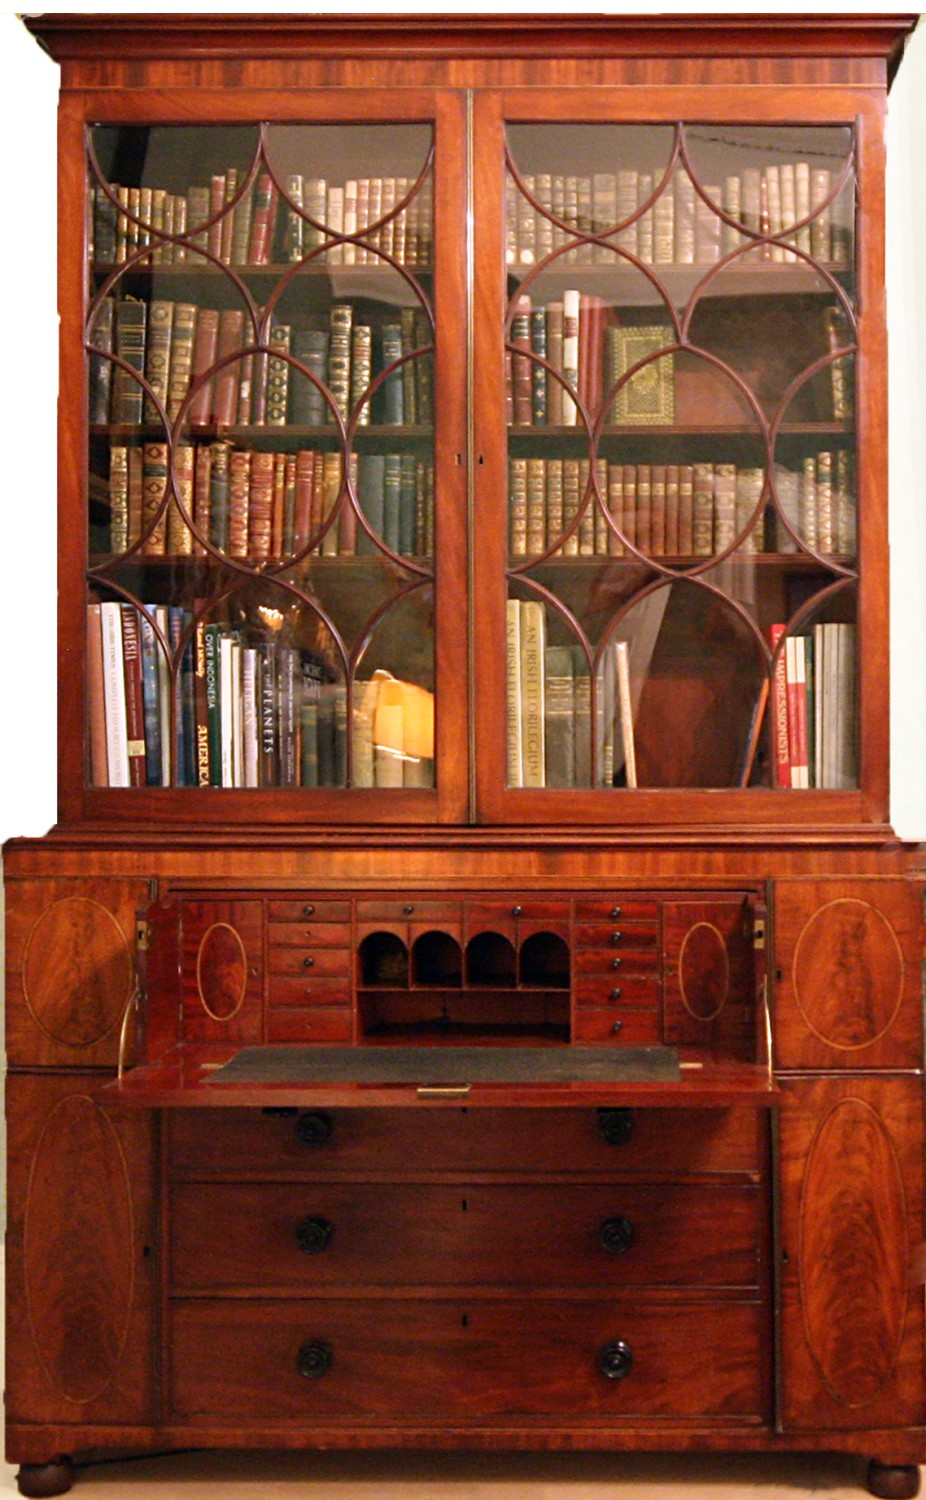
[768, 623, 791, 789]
[86, 603, 109, 787]
[99, 600, 129, 786]
[519, 600, 546, 788]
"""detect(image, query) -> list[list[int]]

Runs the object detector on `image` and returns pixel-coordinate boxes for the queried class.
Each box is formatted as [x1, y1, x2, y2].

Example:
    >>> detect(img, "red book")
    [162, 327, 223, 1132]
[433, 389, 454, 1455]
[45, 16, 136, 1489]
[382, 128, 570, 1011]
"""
[768, 623, 791, 788]
[247, 172, 279, 265]
[248, 449, 274, 559]
[212, 309, 245, 426]
[785, 635, 809, 788]
[120, 604, 147, 786]
[186, 307, 219, 425]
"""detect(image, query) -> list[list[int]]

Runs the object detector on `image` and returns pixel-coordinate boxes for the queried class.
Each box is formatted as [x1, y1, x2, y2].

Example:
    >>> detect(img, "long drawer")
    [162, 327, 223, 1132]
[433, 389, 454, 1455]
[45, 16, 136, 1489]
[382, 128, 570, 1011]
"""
[168, 1296, 766, 1422]
[170, 1180, 763, 1291]
[168, 1107, 764, 1179]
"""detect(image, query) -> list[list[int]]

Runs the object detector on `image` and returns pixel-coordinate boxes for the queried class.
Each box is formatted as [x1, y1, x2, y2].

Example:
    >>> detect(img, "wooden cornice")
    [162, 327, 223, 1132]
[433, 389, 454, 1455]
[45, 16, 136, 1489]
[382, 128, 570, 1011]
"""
[21, 13, 919, 72]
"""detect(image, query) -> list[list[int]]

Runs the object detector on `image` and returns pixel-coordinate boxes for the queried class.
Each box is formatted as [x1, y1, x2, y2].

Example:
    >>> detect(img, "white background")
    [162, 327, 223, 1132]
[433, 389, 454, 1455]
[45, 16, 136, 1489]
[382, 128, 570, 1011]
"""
[0, 3, 923, 843]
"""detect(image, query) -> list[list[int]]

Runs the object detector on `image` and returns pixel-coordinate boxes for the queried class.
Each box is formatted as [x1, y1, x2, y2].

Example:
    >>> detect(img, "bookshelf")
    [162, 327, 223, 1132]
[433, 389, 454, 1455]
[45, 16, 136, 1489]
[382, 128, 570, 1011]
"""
[5, 16, 926, 1500]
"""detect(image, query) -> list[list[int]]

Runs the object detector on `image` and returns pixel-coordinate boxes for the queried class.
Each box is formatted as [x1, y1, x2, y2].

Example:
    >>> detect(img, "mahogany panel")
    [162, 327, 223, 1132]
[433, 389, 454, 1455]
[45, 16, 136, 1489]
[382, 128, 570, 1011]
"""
[269, 923, 353, 949]
[268, 949, 352, 979]
[268, 901, 351, 923]
[5, 1074, 155, 1426]
[778, 1076, 925, 1432]
[169, 1180, 763, 1292]
[266, 1009, 354, 1046]
[773, 879, 924, 1068]
[574, 976, 660, 1007]
[179, 899, 263, 1045]
[575, 950, 660, 975]
[267, 978, 351, 1008]
[168, 1295, 766, 1422]
[5, 878, 148, 1067]
[168, 1105, 764, 1179]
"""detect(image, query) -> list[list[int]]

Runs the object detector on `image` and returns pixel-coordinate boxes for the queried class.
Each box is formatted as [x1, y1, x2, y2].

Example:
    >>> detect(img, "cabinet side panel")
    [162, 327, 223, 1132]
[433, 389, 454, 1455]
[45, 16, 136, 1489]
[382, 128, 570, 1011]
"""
[5, 878, 149, 1067]
[772, 878, 924, 1069]
[777, 1075, 925, 1432]
[5, 1074, 157, 1430]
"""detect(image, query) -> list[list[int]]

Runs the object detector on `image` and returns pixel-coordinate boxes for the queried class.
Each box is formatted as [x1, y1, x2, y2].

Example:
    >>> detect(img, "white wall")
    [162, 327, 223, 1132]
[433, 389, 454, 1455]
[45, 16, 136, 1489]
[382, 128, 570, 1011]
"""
[0, 5, 923, 841]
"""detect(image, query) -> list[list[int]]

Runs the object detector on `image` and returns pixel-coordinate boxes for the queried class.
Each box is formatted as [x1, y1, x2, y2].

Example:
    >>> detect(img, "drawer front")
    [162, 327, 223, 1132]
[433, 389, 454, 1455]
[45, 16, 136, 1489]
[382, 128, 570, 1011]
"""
[169, 1107, 764, 1179]
[265, 1008, 354, 1045]
[576, 899, 659, 923]
[572, 1010, 662, 1046]
[574, 975, 660, 1007]
[168, 1296, 766, 1421]
[268, 922, 352, 948]
[170, 1181, 763, 1292]
[356, 899, 461, 922]
[268, 948, 351, 978]
[268, 900, 351, 922]
[575, 923, 659, 950]
[266, 977, 350, 1007]
[575, 948, 660, 976]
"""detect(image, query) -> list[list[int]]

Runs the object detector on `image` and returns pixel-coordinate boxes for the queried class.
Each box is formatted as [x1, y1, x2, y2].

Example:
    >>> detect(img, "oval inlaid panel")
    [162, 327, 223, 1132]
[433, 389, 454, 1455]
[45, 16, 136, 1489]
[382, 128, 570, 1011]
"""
[24, 1094, 134, 1404]
[800, 1098, 906, 1407]
[793, 899, 904, 1051]
[21, 897, 133, 1047]
[678, 922, 729, 1021]
[196, 922, 248, 1021]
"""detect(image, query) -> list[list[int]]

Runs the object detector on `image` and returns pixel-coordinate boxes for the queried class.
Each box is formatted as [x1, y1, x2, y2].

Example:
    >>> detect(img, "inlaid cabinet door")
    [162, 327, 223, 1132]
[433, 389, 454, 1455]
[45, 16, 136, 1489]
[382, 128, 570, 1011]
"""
[6, 1074, 156, 1427]
[777, 1076, 925, 1432]
[772, 879, 924, 1069]
[179, 898, 264, 1044]
[5, 878, 149, 1067]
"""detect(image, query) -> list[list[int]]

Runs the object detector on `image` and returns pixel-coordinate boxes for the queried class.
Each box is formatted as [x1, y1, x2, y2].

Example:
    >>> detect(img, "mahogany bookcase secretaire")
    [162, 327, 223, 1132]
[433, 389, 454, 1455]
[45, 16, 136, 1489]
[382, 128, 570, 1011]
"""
[5, 13, 926, 1499]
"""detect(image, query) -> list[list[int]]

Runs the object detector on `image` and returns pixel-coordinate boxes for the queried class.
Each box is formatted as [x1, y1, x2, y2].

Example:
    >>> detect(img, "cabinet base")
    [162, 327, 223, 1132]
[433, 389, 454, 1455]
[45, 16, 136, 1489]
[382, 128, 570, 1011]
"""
[868, 1461, 921, 1499]
[15, 1461, 74, 1498]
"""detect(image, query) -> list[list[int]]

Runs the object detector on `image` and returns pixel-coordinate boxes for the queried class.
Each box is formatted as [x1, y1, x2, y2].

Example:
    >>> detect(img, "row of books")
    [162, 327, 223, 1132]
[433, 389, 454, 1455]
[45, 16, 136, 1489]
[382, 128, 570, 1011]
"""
[508, 453, 856, 560]
[506, 598, 659, 790]
[506, 162, 850, 269]
[507, 296, 852, 429]
[508, 297, 668, 428]
[103, 442, 434, 561]
[92, 170, 433, 269]
[88, 600, 435, 789]
[90, 296, 433, 429]
[769, 622, 857, 789]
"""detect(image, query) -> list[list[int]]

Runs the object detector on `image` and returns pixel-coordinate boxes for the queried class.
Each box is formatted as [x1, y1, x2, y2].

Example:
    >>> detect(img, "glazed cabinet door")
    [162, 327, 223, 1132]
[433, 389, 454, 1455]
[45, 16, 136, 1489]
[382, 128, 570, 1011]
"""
[472, 89, 884, 828]
[64, 88, 467, 825]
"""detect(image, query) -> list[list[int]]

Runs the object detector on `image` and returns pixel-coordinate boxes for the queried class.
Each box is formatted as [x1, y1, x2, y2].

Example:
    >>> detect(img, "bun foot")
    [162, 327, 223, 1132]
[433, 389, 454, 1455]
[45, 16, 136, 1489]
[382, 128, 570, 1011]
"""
[16, 1460, 74, 1497]
[867, 1460, 921, 1499]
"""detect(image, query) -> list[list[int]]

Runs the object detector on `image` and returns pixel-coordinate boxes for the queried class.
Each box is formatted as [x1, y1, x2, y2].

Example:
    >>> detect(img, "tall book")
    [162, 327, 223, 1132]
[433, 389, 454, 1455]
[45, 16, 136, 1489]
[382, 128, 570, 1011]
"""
[99, 600, 129, 786]
[519, 599, 546, 788]
[506, 599, 523, 788]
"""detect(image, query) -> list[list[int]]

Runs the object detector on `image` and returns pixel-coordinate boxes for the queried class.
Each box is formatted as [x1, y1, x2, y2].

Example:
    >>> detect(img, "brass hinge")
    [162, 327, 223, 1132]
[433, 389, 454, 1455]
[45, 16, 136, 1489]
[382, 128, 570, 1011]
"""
[753, 914, 766, 951]
[135, 918, 149, 952]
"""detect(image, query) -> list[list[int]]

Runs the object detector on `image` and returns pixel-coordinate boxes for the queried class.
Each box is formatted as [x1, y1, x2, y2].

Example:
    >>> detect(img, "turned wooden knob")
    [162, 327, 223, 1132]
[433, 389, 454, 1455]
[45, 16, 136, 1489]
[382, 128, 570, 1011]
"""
[597, 1340, 633, 1380]
[598, 1214, 635, 1255]
[297, 1339, 333, 1379]
[295, 1111, 332, 1147]
[303, 955, 314, 968]
[302, 904, 315, 917]
[295, 1215, 333, 1254]
[597, 1108, 634, 1146]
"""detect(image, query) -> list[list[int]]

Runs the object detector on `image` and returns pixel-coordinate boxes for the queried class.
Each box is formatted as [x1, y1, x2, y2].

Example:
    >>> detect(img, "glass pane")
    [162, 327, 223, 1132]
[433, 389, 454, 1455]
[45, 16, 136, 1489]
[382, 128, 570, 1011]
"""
[86, 121, 435, 791]
[504, 120, 857, 791]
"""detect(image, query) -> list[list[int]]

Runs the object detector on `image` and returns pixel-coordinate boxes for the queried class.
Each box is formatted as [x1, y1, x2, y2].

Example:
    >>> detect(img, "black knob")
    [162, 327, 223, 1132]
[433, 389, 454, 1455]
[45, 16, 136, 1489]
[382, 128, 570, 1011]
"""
[302, 904, 315, 917]
[598, 1339, 633, 1380]
[403, 904, 414, 915]
[611, 906, 621, 919]
[512, 905, 523, 918]
[611, 1020, 623, 1035]
[598, 1215, 635, 1255]
[296, 1215, 333, 1254]
[303, 955, 314, 968]
[295, 1111, 332, 1147]
[597, 1107, 634, 1146]
[611, 931, 622, 944]
[610, 988, 622, 1000]
[611, 956, 622, 969]
[297, 1338, 333, 1379]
